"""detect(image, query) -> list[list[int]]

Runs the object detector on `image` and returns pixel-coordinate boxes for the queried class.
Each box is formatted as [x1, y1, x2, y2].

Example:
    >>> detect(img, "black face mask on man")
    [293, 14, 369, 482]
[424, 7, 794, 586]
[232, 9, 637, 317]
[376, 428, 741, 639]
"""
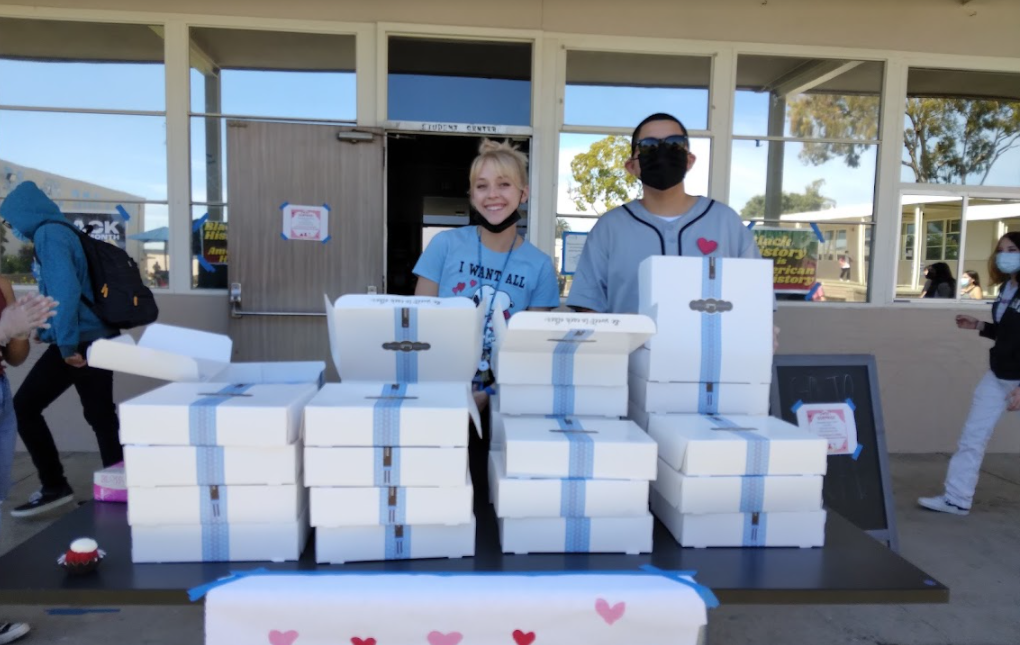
[636, 137, 689, 191]
[471, 207, 522, 234]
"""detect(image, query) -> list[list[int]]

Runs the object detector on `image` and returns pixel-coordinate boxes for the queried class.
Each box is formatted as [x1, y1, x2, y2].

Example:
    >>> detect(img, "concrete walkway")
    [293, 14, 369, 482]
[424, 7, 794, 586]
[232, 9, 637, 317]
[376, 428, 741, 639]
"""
[1, 452, 1017, 645]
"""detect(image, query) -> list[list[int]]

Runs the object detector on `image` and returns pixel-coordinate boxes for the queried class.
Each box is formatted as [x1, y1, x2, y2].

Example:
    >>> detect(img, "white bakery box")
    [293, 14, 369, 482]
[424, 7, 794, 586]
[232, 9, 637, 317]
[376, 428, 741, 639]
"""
[651, 488, 826, 548]
[304, 446, 467, 488]
[128, 484, 306, 525]
[646, 414, 828, 477]
[636, 256, 773, 385]
[502, 416, 657, 481]
[87, 323, 325, 385]
[124, 445, 300, 487]
[489, 452, 649, 518]
[653, 459, 823, 514]
[498, 515, 653, 555]
[628, 366, 771, 416]
[310, 477, 473, 527]
[316, 518, 476, 564]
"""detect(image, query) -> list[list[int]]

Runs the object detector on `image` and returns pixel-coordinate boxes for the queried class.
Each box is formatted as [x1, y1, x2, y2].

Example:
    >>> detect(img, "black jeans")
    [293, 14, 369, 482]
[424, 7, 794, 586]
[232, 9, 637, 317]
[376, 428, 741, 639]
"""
[14, 343, 121, 491]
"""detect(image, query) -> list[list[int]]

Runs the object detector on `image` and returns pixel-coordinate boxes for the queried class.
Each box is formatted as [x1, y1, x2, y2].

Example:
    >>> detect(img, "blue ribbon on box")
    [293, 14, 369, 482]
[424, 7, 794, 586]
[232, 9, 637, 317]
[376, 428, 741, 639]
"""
[201, 485, 230, 561]
[742, 512, 768, 547]
[188, 384, 255, 445]
[704, 414, 771, 475]
[560, 479, 586, 518]
[564, 517, 592, 552]
[373, 383, 409, 445]
[195, 447, 226, 486]
[394, 308, 419, 383]
[561, 476, 591, 551]
[553, 417, 594, 478]
[385, 525, 411, 560]
[551, 329, 594, 415]
[697, 258, 723, 415]
[374, 447, 401, 486]
[379, 487, 407, 525]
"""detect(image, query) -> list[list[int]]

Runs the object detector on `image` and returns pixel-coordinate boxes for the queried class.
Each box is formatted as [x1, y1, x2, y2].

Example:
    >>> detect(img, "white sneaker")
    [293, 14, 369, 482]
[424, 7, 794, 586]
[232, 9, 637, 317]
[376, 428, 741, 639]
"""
[918, 495, 970, 516]
[0, 622, 30, 644]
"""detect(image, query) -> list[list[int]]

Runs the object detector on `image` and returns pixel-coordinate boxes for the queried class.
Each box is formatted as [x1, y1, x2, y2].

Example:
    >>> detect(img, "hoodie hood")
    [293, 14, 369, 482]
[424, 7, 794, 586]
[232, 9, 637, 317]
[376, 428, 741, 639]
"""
[0, 181, 64, 241]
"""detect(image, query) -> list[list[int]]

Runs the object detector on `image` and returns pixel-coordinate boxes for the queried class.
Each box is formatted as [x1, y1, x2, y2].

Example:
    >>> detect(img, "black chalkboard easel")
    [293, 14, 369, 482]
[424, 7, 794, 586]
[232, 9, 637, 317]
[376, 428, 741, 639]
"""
[770, 354, 899, 552]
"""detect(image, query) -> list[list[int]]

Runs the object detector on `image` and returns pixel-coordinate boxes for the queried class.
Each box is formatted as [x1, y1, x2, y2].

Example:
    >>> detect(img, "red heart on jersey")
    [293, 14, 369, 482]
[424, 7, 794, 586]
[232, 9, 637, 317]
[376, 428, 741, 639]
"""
[697, 238, 718, 255]
[351, 639, 376, 645]
[512, 630, 536, 645]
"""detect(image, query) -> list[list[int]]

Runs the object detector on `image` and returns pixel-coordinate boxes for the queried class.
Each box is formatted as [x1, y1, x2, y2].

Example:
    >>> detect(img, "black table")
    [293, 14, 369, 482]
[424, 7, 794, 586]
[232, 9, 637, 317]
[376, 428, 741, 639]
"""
[0, 501, 946, 606]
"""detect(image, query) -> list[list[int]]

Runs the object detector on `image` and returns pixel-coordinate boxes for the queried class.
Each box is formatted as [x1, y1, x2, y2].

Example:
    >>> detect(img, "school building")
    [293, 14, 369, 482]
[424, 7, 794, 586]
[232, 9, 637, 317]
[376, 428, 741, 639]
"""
[0, 0, 1017, 456]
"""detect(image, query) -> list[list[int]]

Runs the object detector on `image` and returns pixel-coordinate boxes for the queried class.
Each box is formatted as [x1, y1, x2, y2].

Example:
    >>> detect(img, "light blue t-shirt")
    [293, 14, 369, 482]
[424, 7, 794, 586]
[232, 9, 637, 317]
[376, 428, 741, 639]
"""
[413, 225, 561, 349]
[566, 197, 762, 314]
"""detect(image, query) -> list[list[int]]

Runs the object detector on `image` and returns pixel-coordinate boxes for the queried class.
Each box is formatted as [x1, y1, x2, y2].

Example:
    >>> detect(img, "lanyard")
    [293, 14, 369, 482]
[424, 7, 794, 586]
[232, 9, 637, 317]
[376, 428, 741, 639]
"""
[476, 228, 518, 357]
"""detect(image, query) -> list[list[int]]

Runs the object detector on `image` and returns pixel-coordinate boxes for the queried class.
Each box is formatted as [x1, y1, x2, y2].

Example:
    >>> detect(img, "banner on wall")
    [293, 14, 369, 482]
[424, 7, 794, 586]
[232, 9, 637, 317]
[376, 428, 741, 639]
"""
[201, 220, 228, 266]
[64, 212, 126, 249]
[753, 226, 819, 294]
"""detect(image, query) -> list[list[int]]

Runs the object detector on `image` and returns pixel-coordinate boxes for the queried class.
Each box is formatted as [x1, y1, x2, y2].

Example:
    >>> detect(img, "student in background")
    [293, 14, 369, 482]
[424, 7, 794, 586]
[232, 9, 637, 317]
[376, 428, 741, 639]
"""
[959, 270, 983, 300]
[921, 262, 956, 298]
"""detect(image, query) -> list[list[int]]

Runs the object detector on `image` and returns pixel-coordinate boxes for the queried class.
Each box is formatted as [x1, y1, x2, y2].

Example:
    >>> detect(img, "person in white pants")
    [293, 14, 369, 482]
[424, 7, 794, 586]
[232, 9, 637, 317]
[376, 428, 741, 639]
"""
[919, 232, 1020, 515]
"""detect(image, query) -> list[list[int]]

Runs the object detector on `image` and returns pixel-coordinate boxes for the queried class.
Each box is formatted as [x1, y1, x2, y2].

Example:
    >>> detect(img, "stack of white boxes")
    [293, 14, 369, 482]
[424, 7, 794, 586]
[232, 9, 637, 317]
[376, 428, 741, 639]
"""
[88, 324, 324, 562]
[305, 295, 482, 564]
[489, 312, 659, 555]
[628, 256, 829, 548]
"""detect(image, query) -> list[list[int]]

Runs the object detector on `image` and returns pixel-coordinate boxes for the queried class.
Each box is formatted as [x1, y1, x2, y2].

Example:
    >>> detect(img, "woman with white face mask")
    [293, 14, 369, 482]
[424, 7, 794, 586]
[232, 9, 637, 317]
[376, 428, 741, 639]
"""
[959, 270, 983, 300]
[919, 232, 1020, 515]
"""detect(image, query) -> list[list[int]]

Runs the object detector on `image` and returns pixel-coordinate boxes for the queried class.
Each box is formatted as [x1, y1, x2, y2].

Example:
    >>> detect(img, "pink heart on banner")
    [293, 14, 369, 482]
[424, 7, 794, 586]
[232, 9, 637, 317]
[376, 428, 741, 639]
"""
[427, 631, 463, 645]
[268, 630, 299, 645]
[470, 280, 478, 287]
[696, 238, 718, 255]
[595, 598, 626, 625]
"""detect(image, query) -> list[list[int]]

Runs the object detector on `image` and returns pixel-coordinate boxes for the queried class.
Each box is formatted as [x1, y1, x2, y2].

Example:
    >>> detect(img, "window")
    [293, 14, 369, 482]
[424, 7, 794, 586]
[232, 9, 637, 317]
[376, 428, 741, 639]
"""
[924, 219, 960, 262]
[189, 27, 357, 288]
[733, 55, 884, 303]
[0, 18, 168, 288]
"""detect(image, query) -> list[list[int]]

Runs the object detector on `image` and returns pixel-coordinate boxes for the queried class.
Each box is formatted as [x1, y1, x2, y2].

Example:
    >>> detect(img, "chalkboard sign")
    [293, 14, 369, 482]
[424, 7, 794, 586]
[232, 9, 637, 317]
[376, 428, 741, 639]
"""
[770, 355, 899, 552]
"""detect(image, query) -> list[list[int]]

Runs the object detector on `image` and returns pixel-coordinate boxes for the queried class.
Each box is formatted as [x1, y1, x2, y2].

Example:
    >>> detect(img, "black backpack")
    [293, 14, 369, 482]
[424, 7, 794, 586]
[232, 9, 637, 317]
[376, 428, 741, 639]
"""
[37, 220, 159, 330]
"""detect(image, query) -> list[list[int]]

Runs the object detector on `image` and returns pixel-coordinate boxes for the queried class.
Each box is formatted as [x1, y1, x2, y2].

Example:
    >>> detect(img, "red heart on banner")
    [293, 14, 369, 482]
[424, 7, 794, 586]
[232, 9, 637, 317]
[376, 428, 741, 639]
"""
[351, 639, 376, 645]
[512, 630, 536, 645]
[696, 238, 718, 255]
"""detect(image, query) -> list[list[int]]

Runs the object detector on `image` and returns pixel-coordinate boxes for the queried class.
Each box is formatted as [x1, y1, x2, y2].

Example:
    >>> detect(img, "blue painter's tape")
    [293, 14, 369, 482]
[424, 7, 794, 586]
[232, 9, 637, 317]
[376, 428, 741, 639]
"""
[560, 479, 586, 518]
[322, 203, 331, 212]
[46, 608, 122, 616]
[197, 256, 215, 272]
[374, 447, 401, 486]
[280, 202, 289, 210]
[200, 486, 230, 561]
[845, 398, 856, 411]
[281, 232, 288, 241]
[705, 414, 770, 475]
[564, 517, 591, 552]
[739, 476, 766, 513]
[639, 565, 720, 609]
[385, 526, 411, 560]
[379, 487, 407, 525]
[116, 205, 131, 221]
[192, 213, 209, 232]
[923, 579, 938, 587]
[746, 220, 757, 230]
[321, 235, 331, 244]
[809, 222, 825, 244]
[373, 383, 408, 446]
[697, 257, 723, 415]
[791, 400, 804, 413]
[189, 384, 254, 445]
[556, 417, 594, 478]
[195, 447, 226, 486]
[393, 308, 419, 383]
[804, 282, 822, 301]
[742, 512, 768, 547]
[852, 444, 863, 460]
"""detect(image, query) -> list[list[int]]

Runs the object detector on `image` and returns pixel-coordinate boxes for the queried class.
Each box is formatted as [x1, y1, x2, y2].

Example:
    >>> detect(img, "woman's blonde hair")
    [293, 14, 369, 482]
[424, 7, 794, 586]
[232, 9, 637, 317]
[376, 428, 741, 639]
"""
[468, 139, 529, 191]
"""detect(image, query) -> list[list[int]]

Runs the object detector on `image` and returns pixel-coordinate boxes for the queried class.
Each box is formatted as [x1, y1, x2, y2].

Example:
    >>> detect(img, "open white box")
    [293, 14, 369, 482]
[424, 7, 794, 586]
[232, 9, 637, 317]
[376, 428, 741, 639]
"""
[315, 518, 476, 564]
[304, 446, 467, 488]
[309, 478, 473, 527]
[87, 323, 325, 385]
[119, 382, 317, 447]
[494, 312, 655, 387]
[325, 294, 482, 383]
[304, 382, 479, 448]
[654, 459, 823, 514]
[498, 515, 653, 555]
[124, 445, 300, 487]
[647, 414, 828, 477]
[652, 488, 825, 548]
[629, 369, 770, 416]
[128, 484, 306, 526]
[637, 256, 773, 384]
[131, 506, 310, 563]
[489, 452, 649, 519]
[502, 417, 657, 481]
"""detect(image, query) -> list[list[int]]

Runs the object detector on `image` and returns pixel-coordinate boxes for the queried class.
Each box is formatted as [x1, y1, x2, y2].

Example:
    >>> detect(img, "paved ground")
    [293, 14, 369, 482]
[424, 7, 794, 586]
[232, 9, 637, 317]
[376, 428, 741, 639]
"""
[1, 452, 1017, 645]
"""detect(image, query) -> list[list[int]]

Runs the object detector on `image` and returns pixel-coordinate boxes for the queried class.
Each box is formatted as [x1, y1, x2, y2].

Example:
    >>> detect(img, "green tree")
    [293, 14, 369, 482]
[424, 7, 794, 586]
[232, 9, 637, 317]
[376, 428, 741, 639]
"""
[568, 135, 640, 214]
[788, 94, 1020, 184]
[740, 179, 835, 218]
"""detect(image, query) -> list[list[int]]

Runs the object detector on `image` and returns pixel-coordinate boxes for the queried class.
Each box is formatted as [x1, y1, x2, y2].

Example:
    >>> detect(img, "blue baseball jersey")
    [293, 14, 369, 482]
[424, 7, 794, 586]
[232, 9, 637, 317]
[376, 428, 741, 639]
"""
[566, 198, 762, 314]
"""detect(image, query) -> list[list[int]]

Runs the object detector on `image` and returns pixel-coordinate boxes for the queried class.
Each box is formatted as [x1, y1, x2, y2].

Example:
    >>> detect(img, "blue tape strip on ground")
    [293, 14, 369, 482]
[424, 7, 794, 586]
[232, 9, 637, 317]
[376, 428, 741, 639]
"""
[187, 567, 723, 602]
[556, 418, 594, 478]
[804, 282, 822, 301]
[845, 398, 856, 411]
[379, 487, 407, 525]
[373, 447, 401, 486]
[560, 479, 586, 518]
[385, 526, 411, 559]
[394, 308, 419, 383]
[705, 414, 770, 475]
[192, 213, 209, 232]
[739, 476, 766, 512]
[373, 383, 408, 446]
[201, 486, 230, 561]
[742, 513, 768, 547]
[810, 222, 825, 244]
[698, 257, 723, 414]
[189, 384, 254, 445]
[852, 444, 863, 460]
[115, 204, 131, 221]
[791, 400, 804, 413]
[197, 256, 215, 272]
[564, 517, 591, 552]
[46, 609, 122, 616]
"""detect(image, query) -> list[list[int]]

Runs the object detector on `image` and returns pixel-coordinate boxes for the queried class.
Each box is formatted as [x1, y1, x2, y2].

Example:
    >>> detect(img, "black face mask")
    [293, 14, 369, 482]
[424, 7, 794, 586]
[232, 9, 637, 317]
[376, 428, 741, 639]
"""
[638, 144, 688, 191]
[471, 207, 522, 234]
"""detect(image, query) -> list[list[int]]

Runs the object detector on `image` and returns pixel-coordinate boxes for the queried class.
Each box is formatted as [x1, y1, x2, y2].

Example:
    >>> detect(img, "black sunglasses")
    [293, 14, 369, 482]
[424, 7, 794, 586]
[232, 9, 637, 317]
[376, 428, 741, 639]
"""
[633, 135, 690, 157]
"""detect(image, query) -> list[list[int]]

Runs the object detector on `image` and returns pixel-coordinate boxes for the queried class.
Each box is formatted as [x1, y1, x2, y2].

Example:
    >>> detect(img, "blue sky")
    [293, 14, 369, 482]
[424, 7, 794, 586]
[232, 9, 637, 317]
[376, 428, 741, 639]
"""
[1, 58, 1018, 241]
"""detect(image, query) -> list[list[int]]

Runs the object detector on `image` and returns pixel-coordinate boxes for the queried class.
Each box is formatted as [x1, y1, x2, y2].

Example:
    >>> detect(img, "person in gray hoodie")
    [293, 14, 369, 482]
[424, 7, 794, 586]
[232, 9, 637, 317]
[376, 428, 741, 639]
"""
[0, 181, 121, 517]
